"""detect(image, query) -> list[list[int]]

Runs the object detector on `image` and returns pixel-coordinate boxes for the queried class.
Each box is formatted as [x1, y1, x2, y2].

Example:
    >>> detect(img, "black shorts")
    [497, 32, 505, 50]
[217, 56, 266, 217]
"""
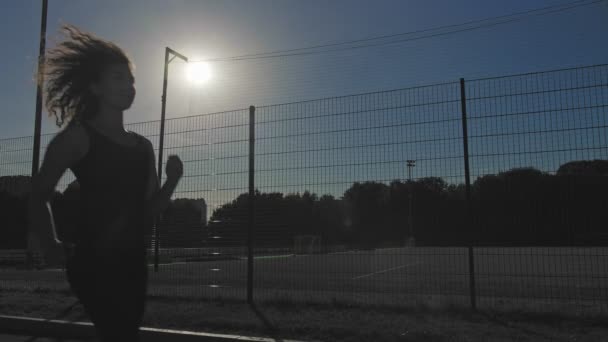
[65, 245, 148, 342]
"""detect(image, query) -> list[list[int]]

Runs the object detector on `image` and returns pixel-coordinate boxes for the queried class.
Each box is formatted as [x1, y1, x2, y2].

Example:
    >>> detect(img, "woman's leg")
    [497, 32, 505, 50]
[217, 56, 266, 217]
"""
[66, 250, 148, 342]
[65, 251, 98, 324]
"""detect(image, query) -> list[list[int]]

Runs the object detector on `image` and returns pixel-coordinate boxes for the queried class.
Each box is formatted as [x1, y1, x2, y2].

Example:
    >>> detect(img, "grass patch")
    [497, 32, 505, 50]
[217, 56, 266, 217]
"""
[1, 287, 607, 341]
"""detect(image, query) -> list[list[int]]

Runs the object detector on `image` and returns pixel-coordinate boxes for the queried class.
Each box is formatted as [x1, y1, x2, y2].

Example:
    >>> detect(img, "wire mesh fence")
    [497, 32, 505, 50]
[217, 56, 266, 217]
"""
[249, 83, 469, 307]
[464, 64, 608, 313]
[1, 63, 607, 317]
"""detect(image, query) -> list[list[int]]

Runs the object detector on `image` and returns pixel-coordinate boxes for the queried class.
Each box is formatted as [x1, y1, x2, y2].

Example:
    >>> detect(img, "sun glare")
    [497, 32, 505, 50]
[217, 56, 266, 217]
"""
[186, 62, 212, 84]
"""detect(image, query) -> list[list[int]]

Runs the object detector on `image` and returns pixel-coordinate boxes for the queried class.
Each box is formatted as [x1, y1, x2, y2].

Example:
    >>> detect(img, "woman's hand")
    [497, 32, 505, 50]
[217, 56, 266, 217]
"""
[144, 155, 183, 221]
[27, 231, 70, 268]
[165, 155, 183, 182]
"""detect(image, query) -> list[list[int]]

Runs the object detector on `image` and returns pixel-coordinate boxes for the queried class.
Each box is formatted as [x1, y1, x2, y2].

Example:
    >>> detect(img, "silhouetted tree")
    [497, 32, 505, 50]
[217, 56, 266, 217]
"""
[557, 159, 608, 176]
[343, 182, 391, 248]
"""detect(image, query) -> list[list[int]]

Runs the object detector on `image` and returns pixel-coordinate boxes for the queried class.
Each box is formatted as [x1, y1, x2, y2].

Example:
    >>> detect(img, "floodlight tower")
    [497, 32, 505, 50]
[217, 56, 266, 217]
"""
[154, 47, 188, 272]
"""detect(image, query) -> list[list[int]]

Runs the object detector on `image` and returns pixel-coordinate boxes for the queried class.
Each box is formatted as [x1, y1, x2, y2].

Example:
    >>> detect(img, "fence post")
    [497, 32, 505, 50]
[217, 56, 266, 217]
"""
[247, 106, 256, 304]
[460, 78, 477, 311]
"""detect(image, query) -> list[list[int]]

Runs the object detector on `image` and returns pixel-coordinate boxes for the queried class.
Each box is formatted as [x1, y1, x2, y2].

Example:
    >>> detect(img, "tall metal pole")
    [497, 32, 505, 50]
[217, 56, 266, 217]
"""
[155, 47, 187, 272]
[28, 0, 48, 269]
[460, 78, 477, 310]
[247, 106, 255, 304]
[31, 0, 48, 178]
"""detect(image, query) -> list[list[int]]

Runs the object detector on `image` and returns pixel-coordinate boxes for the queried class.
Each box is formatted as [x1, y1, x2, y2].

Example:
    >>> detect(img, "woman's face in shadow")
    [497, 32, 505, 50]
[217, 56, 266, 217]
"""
[90, 63, 136, 111]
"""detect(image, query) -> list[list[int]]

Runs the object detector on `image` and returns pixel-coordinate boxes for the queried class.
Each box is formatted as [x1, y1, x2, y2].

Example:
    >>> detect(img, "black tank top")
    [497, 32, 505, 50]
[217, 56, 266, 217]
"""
[69, 120, 151, 253]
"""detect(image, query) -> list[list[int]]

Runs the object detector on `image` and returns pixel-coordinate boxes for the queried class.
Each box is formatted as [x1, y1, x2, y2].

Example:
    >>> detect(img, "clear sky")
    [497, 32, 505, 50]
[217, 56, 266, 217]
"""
[0, 0, 607, 209]
[0, 0, 606, 139]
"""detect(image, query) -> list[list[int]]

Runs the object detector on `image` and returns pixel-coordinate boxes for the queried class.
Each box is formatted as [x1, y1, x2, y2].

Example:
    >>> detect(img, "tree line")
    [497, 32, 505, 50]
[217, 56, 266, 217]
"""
[207, 159, 608, 248]
[1, 159, 606, 249]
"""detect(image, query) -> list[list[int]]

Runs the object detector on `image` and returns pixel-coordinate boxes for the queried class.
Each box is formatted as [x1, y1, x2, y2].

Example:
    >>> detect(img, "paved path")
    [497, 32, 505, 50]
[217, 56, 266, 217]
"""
[0, 334, 91, 341]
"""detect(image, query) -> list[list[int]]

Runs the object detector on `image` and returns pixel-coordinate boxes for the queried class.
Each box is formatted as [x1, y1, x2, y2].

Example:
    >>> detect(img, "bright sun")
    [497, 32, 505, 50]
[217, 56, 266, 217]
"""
[186, 62, 212, 84]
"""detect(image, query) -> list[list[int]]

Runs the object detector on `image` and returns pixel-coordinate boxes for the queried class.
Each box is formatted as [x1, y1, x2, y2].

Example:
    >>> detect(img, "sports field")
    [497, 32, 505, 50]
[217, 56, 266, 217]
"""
[1, 247, 607, 315]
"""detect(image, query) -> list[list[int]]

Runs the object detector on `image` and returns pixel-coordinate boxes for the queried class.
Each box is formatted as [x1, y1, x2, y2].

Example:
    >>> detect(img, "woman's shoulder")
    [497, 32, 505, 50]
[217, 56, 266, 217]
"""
[41, 119, 90, 170]
[130, 131, 153, 150]
[58, 119, 91, 152]
[64, 118, 89, 136]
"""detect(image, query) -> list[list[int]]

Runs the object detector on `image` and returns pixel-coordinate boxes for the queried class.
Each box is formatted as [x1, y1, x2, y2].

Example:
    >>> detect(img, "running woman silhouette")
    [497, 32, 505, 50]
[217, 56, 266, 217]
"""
[27, 25, 183, 342]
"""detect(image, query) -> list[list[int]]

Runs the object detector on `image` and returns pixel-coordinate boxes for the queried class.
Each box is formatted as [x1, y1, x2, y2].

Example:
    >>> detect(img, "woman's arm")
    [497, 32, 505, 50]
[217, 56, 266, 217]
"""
[144, 176, 179, 221]
[142, 139, 182, 223]
[28, 125, 88, 255]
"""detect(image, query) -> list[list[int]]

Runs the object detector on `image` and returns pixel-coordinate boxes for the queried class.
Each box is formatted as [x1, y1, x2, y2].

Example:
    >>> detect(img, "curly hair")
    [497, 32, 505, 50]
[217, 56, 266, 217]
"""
[44, 25, 134, 128]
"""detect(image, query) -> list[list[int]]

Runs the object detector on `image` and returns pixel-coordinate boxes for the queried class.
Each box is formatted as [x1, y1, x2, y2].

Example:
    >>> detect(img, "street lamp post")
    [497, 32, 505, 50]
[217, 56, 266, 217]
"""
[27, 0, 48, 269]
[406, 160, 416, 246]
[155, 47, 188, 272]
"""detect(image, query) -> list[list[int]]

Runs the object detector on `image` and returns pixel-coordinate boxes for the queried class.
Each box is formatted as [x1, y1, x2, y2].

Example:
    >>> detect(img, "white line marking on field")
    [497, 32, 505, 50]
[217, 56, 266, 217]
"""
[328, 250, 356, 255]
[352, 262, 421, 280]
[374, 247, 407, 252]
[37, 268, 64, 272]
[152, 262, 191, 266]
